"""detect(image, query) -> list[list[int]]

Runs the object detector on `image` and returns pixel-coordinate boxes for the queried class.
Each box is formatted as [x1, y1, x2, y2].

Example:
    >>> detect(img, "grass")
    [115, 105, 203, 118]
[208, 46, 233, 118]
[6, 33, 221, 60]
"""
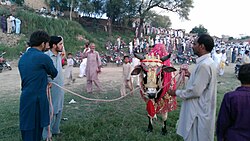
[0, 6, 134, 59]
[0, 64, 241, 141]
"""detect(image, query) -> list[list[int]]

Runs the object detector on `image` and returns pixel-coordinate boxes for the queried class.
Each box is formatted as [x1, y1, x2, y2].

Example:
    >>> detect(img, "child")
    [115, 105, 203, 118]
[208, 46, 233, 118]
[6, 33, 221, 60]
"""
[65, 53, 75, 85]
[120, 55, 133, 96]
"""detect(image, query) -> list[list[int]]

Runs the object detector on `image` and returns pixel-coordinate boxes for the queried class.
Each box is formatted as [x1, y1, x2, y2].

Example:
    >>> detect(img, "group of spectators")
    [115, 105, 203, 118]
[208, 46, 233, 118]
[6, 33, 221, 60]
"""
[1, 13, 21, 34]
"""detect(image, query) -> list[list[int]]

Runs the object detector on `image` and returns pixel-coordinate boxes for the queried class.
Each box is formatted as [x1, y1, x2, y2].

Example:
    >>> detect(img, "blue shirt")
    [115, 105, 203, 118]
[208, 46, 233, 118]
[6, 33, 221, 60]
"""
[18, 48, 58, 130]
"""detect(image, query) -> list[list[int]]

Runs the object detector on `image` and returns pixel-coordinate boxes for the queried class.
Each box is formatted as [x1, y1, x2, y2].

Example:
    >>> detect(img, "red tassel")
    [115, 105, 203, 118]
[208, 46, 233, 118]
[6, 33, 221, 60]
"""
[147, 100, 156, 118]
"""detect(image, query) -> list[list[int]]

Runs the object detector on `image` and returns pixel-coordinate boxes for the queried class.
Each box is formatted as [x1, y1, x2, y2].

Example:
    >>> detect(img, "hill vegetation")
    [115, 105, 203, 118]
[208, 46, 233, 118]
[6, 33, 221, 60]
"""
[0, 6, 134, 59]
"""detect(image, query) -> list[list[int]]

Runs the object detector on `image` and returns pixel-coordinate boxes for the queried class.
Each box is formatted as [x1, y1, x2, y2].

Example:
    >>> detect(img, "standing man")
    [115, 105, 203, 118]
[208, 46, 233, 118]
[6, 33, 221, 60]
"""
[242, 50, 250, 64]
[43, 36, 65, 140]
[18, 30, 58, 141]
[6, 15, 12, 34]
[217, 64, 250, 141]
[1, 14, 7, 33]
[83, 43, 102, 93]
[168, 34, 217, 141]
[131, 54, 140, 86]
[15, 17, 21, 34]
[79, 43, 89, 78]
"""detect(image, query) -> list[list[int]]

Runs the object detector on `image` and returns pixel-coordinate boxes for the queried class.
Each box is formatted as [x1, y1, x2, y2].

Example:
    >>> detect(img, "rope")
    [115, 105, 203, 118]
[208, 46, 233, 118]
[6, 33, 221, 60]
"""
[51, 82, 140, 102]
[46, 85, 53, 141]
[51, 68, 186, 103]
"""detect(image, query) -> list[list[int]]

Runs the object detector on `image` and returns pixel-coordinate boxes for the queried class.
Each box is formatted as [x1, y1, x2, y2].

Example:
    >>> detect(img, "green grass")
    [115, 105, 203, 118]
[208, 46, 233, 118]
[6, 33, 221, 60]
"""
[0, 6, 134, 59]
[0, 65, 241, 141]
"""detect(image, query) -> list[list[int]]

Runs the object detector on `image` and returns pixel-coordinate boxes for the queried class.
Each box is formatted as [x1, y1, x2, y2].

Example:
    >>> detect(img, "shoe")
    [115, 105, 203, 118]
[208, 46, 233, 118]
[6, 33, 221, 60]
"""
[72, 79, 76, 83]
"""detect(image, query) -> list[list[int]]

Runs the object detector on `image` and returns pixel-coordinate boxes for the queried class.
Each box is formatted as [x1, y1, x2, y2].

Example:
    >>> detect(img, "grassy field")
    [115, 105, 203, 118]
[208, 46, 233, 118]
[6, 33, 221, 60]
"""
[0, 64, 240, 141]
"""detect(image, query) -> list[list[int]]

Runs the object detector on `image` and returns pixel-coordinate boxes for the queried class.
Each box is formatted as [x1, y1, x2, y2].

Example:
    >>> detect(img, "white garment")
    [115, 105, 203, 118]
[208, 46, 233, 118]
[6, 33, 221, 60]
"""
[212, 52, 222, 73]
[79, 58, 87, 77]
[65, 58, 74, 79]
[219, 53, 227, 76]
[176, 54, 217, 141]
[129, 42, 133, 54]
[131, 57, 140, 85]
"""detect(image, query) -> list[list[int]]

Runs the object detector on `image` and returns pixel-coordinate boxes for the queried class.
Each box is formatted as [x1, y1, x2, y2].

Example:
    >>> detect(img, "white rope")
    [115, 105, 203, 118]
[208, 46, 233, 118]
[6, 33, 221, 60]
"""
[51, 82, 140, 102]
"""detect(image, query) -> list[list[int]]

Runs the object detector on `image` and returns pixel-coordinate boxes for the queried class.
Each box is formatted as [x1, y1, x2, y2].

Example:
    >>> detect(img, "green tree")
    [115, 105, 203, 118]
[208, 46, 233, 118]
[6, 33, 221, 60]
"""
[136, 0, 193, 37]
[190, 24, 208, 36]
[145, 11, 171, 28]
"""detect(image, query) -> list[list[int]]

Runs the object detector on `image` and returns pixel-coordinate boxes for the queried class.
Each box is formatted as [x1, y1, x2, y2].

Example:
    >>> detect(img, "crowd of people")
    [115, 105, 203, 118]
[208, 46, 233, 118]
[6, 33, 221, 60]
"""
[18, 30, 250, 141]
[1, 13, 21, 34]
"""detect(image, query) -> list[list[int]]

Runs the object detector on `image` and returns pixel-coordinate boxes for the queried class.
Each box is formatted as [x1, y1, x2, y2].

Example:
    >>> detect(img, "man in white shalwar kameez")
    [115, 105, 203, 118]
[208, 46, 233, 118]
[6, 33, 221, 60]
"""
[219, 50, 227, 76]
[79, 45, 89, 78]
[169, 34, 217, 141]
[212, 48, 222, 74]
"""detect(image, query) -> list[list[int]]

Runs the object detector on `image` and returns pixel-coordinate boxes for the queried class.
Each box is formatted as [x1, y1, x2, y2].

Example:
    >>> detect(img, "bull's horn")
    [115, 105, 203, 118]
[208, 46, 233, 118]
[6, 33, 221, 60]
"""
[134, 53, 145, 60]
[160, 53, 171, 62]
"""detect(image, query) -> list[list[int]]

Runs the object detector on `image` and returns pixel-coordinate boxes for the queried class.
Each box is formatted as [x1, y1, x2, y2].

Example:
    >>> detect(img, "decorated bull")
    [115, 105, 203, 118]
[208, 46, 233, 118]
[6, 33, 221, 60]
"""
[131, 44, 177, 135]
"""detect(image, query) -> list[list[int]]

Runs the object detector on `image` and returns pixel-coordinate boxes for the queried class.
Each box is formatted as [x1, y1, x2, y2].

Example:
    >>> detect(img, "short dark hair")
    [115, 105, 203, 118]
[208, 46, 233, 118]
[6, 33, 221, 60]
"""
[124, 55, 129, 60]
[67, 52, 72, 56]
[245, 50, 249, 55]
[197, 34, 214, 52]
[29, 30, 50, 47]
[49, 36, 62, 48]
[238, 64, 250, 84]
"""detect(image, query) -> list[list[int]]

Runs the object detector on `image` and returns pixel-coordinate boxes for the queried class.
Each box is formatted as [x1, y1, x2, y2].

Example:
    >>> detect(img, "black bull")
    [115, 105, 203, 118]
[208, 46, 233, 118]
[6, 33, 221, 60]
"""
[131, 53, 176, 135]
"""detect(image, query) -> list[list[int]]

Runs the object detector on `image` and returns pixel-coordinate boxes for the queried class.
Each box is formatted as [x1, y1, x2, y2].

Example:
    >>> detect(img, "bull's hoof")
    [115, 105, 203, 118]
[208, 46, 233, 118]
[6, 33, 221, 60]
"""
[146, 128, 153, 133]
[161, 128, 168, 135]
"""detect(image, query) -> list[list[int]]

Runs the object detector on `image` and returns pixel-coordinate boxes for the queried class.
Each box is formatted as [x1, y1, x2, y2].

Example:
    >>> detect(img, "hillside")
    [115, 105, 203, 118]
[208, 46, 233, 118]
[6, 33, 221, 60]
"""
[0, 6, 134, 58]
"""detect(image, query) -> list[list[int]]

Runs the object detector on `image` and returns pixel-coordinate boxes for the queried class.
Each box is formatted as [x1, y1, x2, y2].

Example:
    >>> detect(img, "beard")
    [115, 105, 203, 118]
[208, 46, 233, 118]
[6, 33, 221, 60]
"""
[56, 46, 63, 52]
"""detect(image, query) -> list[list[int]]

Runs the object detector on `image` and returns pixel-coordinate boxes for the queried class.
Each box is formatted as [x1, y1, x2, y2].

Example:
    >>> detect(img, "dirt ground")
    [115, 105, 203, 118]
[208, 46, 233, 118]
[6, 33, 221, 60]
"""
[0, 61, 237, 98]
[0, 63, 124, 97]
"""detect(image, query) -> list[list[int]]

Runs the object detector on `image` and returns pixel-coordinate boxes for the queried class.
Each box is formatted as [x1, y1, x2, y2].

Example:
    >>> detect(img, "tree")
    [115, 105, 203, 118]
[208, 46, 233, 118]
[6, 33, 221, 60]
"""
[136, 0, 193, 38]
[145, 11, 171, 28]
[190, 24, 208, 36]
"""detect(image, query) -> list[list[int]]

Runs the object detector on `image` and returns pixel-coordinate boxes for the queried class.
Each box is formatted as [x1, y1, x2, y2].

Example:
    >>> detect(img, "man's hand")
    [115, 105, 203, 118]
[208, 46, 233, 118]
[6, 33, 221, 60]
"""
[48, 82, 52, 88]
[168, 89, 176, 96]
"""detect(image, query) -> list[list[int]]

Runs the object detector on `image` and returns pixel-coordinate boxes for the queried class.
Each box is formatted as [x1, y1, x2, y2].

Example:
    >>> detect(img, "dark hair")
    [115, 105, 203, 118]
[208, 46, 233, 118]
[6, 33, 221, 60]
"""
[197, 34, 214, 52]
[245, 50, 249, 55]
[29, 30, 50, 47]
[49, 36, 62, 48]
[67, 52, 72, 56]
[124, 55, 129, 60]
[238, 64, 250, 84]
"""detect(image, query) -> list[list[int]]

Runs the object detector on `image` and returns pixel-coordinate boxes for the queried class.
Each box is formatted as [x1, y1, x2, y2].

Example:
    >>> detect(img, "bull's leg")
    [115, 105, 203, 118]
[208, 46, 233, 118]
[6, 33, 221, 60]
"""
[161, 112, 168, 135]
[146, 116, 153, 133]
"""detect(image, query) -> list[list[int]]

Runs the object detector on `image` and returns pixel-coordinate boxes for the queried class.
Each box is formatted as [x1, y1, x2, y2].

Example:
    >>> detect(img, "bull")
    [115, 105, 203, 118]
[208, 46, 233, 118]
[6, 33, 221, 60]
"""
[131, 45, 177, 135]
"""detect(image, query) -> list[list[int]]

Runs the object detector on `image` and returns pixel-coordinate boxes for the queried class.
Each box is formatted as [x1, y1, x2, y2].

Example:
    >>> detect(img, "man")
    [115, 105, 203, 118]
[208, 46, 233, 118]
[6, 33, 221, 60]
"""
[15, 17, 21, 34]
[168, 34, 217, 141]
[212, 48, 222, 74]
[43, 36, 64, 140]
[6, 15, 12, 34]
[242, 50, 250, 64]
[1, 14, 7, 33]
[79, 43, 89, 78]
[131, 54, 140, 86]
[219, 49, 227, 76]
[83, 43, 102, 93]
[18, 30, 58, 141]
[216, 64, 250, 141]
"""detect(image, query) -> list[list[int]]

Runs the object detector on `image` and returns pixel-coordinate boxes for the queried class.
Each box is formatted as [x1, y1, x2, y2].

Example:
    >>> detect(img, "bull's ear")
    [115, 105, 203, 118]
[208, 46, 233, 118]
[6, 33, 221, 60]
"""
[162, 65, 176, 72]
[131, 66, 142, 75]
[160, 54, 171, 62]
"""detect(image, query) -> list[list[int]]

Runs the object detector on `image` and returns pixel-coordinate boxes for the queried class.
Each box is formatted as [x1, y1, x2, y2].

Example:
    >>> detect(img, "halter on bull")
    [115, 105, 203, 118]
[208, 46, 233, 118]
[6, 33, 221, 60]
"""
[131, 44, 177, 135]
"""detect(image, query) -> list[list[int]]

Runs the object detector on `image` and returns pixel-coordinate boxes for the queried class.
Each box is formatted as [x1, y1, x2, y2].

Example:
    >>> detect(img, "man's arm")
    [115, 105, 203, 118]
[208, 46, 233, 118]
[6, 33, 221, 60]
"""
[176, 65, 211, 99]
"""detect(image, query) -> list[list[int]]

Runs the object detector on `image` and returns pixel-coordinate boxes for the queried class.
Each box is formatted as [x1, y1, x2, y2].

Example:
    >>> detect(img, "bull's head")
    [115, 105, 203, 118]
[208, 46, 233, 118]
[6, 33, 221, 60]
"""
[131, 53, 176, 99]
